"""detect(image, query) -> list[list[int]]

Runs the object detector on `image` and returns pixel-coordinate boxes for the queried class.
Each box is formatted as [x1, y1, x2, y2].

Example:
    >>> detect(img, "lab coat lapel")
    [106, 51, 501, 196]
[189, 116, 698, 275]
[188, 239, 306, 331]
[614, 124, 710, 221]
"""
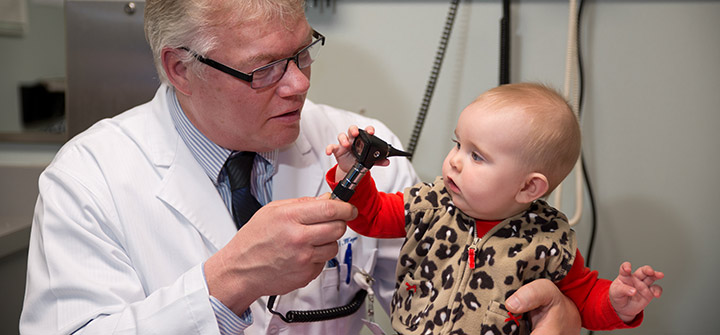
[273, 129, 326, 200]
[156, 142, 236, 252]
[145, 88, 235, 252]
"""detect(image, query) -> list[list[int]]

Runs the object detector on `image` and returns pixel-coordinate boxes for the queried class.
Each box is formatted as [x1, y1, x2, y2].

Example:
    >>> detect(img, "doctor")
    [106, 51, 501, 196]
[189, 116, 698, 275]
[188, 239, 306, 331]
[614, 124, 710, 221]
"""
[20, 0, 580, 334]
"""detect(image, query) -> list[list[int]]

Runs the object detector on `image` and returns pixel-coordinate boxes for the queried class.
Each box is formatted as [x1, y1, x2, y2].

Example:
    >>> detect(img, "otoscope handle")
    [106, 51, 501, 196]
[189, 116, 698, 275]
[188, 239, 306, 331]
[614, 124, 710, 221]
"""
[331, 162, 368, 202]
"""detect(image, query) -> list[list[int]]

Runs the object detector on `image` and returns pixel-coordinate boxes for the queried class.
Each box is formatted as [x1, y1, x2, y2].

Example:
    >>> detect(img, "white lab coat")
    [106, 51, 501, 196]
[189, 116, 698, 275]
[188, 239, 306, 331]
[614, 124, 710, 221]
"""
[20, 85, 419, 335]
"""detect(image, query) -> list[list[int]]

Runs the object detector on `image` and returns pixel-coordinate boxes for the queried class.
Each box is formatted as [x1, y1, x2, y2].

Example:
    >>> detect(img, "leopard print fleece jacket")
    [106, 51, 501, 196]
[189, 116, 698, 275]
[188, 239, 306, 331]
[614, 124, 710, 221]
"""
[391, 177, 576, 335]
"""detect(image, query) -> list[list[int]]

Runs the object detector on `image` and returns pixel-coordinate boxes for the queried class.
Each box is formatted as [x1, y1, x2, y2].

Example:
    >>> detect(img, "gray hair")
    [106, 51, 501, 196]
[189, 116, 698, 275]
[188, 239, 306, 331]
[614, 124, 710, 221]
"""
[144, 0, 306, 85]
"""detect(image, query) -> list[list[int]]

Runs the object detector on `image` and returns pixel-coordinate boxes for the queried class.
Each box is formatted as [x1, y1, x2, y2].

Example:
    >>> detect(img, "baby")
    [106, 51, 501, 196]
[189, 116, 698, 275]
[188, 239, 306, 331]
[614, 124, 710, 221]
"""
[326, 83, 663, 334]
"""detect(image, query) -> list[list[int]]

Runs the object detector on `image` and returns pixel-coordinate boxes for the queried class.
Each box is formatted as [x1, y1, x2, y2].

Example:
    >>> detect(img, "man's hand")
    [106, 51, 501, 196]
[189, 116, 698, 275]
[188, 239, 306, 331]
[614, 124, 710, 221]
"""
[506, 279, 581, 335]
[204, 196, 355, 315]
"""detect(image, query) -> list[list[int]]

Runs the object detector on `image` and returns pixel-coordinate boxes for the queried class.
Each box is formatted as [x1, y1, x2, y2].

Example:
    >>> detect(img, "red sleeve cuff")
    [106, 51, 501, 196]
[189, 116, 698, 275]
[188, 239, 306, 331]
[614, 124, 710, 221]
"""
[325, 164, 406, 238]
[557, 251, 644, 331]
[582, 279, 644, 330]
[326, 164, 340, 189]
[594, 290, 644, 330]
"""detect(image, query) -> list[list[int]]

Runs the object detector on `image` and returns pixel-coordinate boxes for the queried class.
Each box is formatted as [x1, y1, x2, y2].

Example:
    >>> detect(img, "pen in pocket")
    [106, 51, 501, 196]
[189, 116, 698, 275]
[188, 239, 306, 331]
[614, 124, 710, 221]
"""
[327, 257, 340, 290]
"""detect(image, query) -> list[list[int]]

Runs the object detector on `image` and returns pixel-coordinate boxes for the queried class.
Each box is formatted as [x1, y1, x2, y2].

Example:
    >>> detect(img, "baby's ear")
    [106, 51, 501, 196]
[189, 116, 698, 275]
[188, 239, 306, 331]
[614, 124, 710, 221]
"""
[516, 173, 549, 204]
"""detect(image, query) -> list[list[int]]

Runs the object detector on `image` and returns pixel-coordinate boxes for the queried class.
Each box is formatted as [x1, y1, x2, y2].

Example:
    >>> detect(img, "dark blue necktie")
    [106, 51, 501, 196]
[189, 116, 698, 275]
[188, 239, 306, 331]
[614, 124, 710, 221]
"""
[225, 152, 262, 230]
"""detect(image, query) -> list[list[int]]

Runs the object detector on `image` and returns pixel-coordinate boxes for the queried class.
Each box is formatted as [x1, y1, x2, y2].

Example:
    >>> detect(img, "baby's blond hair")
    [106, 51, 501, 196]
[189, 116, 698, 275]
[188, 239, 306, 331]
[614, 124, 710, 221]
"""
[474, 83, 581, 194]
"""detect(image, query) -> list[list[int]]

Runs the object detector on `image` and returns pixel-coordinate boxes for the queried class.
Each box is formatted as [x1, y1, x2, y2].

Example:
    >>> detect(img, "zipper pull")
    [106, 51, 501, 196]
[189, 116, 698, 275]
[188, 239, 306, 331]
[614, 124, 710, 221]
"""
[469, 223, 479, 269]
[468, 247, 476, 269]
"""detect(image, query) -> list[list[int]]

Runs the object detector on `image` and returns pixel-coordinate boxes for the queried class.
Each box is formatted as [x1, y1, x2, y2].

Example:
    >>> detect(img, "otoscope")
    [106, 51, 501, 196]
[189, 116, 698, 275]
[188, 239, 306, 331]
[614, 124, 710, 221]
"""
[331, 129, 412, 202]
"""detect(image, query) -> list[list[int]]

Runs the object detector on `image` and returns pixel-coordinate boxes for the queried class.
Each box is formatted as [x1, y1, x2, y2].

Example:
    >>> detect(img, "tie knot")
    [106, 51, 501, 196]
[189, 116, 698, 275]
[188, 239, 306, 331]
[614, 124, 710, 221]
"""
[225, 151, 256, 191]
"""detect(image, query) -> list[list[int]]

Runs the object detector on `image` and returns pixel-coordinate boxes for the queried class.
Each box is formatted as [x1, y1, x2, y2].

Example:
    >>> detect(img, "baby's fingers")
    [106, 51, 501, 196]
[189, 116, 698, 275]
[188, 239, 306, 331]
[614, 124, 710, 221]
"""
[611, 280, 638, 298]
[619, 262, 633, 277]
[649, 284, 663, 298]
[634, 266, 665, 286]
[326, 144, 339, 156]
[634, 265, 655, 279]
[374, 158, 391, 167]
[615, 262, 634, 286]
[337, 132, 352, 148]
[348, 125, 376, 137]
[347, 125, 361, 138]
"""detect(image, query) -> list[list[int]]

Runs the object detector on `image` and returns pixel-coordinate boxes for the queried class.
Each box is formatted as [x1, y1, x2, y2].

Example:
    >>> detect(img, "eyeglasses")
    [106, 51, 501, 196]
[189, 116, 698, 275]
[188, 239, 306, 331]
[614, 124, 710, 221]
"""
[181, 29, 325, 89]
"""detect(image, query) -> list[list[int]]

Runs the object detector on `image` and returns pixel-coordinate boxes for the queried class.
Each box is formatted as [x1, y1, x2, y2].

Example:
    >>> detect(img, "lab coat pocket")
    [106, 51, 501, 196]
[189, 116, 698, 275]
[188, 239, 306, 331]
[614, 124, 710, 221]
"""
[321, 264, 341, 290]
[481, 300, 528, 335]
[318, 264, 361, 335]
[319, 263, 364, 309]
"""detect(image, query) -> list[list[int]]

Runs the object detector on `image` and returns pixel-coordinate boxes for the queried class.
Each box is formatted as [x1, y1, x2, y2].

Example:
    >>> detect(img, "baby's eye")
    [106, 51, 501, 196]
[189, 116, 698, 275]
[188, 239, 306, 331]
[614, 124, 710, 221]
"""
[451, 139, 460, 149]
[471, 152, 485, 162]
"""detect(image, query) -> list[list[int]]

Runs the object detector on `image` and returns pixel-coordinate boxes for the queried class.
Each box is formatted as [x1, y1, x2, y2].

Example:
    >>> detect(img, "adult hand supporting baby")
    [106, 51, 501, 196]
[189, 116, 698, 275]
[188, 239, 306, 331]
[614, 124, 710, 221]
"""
[505, 278, 581, 335]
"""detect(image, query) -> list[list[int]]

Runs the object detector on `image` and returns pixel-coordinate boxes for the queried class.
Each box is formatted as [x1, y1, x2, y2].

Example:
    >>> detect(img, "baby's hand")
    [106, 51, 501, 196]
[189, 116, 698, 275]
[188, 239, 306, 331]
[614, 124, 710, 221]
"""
[325, 125, 376, 183]
[609, 262, 664, 323]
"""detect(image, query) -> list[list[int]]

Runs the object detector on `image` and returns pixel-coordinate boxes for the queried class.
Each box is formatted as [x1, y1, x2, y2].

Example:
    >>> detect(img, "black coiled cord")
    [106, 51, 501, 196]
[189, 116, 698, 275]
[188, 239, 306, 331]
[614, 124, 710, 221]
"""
[267, 289, 367, 323]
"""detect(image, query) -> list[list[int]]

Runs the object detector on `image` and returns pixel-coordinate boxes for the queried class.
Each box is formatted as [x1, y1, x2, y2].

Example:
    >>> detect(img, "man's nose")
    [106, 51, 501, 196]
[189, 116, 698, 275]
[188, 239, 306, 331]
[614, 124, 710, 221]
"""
[278, 60, 311, 94]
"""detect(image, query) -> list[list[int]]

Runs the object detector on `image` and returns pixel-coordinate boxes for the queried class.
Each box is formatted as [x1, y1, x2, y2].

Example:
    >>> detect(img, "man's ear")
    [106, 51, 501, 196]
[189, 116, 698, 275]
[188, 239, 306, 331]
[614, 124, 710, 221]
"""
[161, 47, 192, 95]
[516, 172, 549, 204]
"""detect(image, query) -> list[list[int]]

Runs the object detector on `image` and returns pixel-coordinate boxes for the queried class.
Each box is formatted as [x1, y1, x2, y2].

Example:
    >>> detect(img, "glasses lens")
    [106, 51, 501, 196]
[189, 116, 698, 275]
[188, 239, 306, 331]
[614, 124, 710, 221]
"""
[250, 34, 323, 89]
[297, 40, 322, 69]
[251, 61, 288, 88]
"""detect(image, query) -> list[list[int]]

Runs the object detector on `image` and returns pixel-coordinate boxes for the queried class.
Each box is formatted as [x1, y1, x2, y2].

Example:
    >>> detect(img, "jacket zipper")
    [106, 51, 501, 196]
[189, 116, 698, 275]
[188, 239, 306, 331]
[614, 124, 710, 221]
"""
[468, 222, 480, 269]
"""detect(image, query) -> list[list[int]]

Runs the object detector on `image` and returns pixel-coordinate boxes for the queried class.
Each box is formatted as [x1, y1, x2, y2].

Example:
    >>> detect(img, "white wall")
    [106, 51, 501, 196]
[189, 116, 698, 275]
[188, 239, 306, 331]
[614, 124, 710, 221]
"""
[307, 1, 720, 334]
